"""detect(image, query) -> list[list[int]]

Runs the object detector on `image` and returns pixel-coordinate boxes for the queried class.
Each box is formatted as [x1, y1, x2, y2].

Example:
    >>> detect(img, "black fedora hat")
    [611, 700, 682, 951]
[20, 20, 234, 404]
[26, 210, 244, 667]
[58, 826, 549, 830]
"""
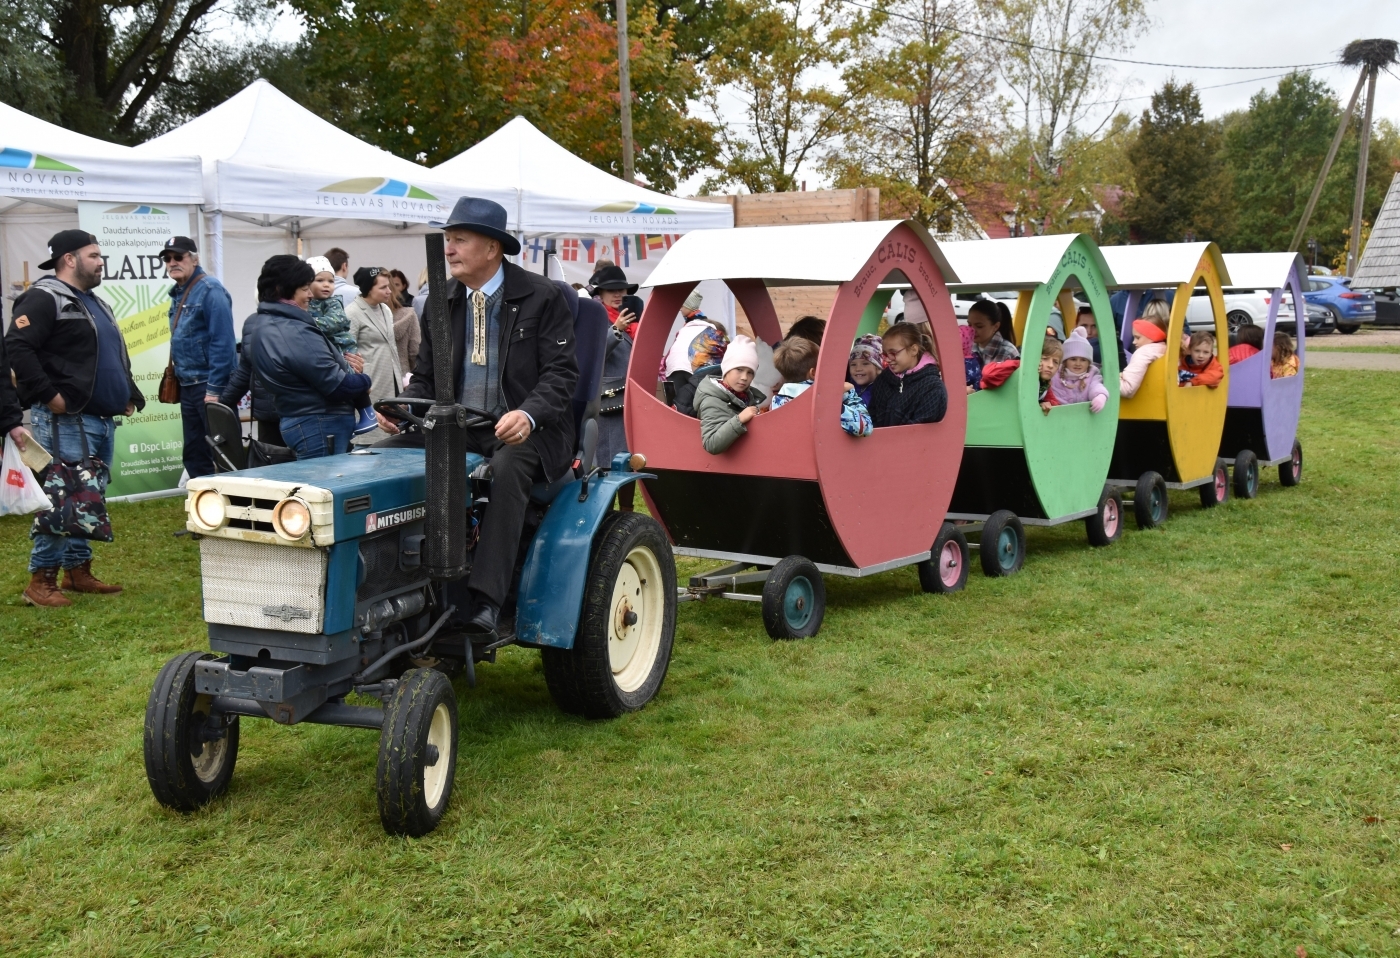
[437, 196, 521, 255]
[589, 264, 637, 294]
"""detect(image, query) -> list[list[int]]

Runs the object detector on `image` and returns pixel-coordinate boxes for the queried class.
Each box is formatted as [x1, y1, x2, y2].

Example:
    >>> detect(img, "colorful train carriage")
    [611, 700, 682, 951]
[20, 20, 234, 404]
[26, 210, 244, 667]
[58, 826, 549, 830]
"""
[931, 234, 1124, 577]
[1218, 252, 1307, 493]
[626, 220, 968, 638]
[1100, 242, 1234, 527]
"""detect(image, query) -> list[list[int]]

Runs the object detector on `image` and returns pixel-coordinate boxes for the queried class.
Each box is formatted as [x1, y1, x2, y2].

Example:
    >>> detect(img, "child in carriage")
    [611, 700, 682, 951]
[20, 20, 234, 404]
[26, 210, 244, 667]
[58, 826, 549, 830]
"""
[772, 336, 872, 437]
[695, 336, 765, 454]
[1119, 300, 1170, 399]
[868, 323, 948, 428]
[1049, 328, 1110, 412]
[1178, 330, 1224, 388]
[1037, 339, 1063, 413]
[847, 334, 884, 407]
[1271, 332, 1299, 379]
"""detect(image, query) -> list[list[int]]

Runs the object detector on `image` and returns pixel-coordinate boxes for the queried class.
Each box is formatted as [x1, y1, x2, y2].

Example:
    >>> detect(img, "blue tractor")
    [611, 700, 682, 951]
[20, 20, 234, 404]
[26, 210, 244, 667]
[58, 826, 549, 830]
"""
[143, 239, 676, 836]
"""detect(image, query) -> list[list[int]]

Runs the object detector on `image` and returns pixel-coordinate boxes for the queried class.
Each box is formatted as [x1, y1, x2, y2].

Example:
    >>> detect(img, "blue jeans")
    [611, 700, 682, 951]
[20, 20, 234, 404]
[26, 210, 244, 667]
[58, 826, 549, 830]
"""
[28, 408, 117, 572]
[280, 413, 354, 460]
[180, 381, 215, 479]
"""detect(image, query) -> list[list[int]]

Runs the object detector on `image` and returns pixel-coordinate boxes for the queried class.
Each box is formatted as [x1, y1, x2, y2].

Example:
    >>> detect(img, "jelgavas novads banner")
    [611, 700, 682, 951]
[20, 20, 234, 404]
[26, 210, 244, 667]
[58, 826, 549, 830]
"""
[78, 201, 189, 497]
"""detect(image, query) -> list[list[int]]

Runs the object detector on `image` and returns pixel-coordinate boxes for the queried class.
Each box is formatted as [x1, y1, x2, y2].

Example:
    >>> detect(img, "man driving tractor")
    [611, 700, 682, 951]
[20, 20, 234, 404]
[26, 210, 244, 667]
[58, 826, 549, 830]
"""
[376, 196, 579, 637]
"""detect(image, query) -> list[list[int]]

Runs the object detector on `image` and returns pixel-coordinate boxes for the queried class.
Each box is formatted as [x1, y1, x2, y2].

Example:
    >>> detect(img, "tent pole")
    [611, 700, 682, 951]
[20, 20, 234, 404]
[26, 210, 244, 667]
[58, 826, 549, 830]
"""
[210, 211, 224, 281]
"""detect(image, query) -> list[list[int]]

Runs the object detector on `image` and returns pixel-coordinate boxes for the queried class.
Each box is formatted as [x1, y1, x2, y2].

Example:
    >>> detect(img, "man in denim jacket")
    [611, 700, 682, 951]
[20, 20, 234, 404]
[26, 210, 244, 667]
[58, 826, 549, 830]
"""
[160, 236, 235, 480]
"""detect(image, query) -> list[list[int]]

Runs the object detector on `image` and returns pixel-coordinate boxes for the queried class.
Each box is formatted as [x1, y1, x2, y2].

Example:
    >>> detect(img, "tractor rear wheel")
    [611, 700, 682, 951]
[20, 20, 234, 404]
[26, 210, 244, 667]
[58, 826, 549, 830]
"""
[144, 651, 239, 812]
[377, 667, 458, 837]
[542, 512, 676, 717]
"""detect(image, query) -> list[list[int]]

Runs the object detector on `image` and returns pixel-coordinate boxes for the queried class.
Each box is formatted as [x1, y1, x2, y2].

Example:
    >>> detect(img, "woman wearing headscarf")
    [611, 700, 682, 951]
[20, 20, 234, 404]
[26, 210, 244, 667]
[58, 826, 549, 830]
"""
[345, 266, 403, 443]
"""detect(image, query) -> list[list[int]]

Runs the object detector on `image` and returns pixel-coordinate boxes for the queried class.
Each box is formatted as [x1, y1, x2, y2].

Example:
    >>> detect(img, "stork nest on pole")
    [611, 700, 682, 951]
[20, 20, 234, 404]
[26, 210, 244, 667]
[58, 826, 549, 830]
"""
[1341, 39, 1399, 70]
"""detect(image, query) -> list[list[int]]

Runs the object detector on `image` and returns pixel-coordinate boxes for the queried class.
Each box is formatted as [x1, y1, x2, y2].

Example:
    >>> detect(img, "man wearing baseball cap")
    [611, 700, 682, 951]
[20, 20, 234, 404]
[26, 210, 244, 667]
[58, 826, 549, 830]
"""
[6, 229, 145, 607]
[159, 235, 235, 481]
[378, 196, 578, 636]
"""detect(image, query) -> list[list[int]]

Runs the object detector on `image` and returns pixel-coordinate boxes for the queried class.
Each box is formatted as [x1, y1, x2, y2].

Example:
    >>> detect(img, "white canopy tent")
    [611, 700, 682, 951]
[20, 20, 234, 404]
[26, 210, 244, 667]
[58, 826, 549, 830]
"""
[434, 117, 736, 332]
[1, 101, 203, 321]
[433, 116, 733, 237]
[133, 80, 482, 325]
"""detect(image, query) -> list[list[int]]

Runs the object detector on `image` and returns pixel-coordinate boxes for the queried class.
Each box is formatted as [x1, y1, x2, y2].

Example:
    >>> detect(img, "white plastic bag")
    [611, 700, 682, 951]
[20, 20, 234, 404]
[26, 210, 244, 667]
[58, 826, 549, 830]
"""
[0, 435, 52, 516]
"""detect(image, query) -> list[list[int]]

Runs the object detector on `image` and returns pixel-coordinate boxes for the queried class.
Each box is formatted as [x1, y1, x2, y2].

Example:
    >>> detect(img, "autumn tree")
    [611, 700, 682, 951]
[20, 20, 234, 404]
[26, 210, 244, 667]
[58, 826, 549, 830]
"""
[1123, 81, 1233, 243]
[980, 0, 1148, 231]
[288, 0, 712, 191]
[701, 0, 873, 193]
[827, 0, 992, 231]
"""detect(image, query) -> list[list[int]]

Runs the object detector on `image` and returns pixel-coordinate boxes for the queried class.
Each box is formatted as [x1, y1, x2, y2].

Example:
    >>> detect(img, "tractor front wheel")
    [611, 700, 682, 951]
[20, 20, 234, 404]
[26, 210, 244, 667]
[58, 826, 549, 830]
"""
[144, 652, 239, 812]
[377, 667, 459, 837]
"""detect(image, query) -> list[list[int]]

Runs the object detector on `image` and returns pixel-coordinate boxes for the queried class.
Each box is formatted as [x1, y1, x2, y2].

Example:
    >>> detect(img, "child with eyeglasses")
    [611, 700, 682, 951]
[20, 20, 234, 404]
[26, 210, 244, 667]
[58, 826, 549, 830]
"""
[867, 323, 948, 428]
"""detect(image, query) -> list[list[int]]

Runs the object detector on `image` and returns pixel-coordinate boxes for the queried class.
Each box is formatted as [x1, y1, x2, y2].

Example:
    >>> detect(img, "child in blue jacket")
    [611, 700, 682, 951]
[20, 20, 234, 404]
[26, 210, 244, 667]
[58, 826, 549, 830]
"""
[770, 335, 872, 437]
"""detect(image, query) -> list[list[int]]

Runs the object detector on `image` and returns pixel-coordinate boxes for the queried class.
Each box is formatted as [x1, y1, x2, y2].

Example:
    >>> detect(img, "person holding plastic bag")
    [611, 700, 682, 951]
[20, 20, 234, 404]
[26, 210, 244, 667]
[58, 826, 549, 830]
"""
[0, 329, 45, 514]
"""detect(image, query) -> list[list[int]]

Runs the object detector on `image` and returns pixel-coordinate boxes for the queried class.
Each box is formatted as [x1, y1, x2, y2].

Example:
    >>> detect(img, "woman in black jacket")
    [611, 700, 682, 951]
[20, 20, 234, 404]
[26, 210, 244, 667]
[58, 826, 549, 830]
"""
[868, 322, 948, 428]
[246, 256, 372, 460]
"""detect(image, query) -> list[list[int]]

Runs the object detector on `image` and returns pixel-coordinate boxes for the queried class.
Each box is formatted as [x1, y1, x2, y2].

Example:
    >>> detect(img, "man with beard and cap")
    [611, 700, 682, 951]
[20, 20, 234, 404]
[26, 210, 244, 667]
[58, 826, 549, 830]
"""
[376, 197, 578, 636]
[6, 229, 145, 607]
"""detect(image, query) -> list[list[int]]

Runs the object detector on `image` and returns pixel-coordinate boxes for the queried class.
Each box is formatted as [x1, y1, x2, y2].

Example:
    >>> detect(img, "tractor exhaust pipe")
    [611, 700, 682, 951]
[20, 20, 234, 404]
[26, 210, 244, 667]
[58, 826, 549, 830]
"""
[422, 232, 468, 580]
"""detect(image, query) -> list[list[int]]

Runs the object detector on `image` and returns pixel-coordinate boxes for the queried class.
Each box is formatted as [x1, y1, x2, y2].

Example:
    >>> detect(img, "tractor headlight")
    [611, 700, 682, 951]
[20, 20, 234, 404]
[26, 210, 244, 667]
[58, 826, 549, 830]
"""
[190, 489, 227, 531]
[272, 497, 312, 541]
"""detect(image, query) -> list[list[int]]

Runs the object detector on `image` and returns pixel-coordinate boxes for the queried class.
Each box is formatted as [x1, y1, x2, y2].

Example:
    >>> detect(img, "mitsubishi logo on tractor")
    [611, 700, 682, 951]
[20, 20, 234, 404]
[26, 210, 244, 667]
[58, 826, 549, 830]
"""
[365, 504, 427, 535]
[262, 604, 313, 622]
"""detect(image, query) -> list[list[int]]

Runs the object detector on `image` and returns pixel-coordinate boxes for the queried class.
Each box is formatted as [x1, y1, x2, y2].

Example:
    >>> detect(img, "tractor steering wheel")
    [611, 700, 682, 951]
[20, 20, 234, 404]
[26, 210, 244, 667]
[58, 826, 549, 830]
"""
[374, 398, 500, 432]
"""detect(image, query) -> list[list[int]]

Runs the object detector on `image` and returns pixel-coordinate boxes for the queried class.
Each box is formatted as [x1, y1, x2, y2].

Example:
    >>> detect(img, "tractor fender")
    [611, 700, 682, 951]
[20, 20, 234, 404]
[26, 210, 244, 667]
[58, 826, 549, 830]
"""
[514, 472, 653, 649]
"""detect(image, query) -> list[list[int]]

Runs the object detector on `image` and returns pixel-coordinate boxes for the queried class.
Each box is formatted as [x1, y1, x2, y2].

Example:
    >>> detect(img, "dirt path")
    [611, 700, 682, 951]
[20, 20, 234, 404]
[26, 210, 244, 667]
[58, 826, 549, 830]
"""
[1305, 351, 1400, 370]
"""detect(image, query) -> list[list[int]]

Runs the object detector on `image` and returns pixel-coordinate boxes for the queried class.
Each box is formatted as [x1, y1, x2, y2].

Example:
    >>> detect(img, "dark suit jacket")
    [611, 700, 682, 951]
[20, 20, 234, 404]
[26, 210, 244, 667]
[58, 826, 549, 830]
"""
[405, 261, 579, 481]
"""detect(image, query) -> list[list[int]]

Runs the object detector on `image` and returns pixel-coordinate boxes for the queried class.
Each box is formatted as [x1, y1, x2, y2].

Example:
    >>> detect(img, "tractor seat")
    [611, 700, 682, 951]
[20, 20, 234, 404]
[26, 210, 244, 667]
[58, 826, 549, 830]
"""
[530, 474, 573, 505]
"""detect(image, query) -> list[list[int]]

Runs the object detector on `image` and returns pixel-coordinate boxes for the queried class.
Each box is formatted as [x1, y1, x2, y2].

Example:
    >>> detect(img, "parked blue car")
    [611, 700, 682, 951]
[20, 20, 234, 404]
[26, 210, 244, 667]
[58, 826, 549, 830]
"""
[1304, 276, 1376, 334]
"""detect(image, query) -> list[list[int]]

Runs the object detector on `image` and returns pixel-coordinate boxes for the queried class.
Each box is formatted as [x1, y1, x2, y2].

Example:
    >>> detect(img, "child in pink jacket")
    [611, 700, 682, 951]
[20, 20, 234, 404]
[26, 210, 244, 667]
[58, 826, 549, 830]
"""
[1120, 315, 1169, 399]
[1049, 328, 1110, 411]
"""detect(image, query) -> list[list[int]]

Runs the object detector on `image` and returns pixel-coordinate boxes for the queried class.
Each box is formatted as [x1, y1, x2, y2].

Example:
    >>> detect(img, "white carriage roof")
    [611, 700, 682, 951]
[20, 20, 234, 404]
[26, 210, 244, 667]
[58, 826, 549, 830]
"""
[1353, 172, 1400, 289]
[641, 220, 957, 288]
[1221, 252, 1307, 291]
[1099, 242, 1232, 289]
[133, 80, 470, 222]
[938, 234, 1112, 291]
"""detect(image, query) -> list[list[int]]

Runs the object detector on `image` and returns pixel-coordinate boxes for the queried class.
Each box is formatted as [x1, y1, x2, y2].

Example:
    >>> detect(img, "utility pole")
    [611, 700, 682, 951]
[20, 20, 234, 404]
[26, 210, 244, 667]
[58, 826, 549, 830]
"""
[617, 0, 634, 183]
[1347, 65, 1379, 276]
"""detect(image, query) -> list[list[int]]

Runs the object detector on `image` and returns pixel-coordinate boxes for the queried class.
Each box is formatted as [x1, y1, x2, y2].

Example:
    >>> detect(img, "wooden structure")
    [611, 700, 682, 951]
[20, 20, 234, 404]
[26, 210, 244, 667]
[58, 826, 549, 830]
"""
[689, 189, 882, 334]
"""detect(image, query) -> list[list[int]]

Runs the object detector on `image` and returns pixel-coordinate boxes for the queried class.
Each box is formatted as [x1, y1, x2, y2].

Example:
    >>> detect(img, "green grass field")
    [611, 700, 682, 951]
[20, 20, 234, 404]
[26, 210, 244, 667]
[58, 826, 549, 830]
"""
[2, 369, 1398, 957]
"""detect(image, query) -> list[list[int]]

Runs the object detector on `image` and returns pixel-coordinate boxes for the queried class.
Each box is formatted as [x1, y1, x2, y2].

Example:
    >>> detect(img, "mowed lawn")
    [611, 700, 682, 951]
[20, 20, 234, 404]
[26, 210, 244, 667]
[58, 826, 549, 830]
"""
[1, 369, 1398, 957]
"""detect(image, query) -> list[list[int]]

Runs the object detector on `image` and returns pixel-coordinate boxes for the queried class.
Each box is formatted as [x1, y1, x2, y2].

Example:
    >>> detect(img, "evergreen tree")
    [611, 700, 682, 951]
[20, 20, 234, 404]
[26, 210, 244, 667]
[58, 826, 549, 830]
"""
[1124, 81, 1234, 243]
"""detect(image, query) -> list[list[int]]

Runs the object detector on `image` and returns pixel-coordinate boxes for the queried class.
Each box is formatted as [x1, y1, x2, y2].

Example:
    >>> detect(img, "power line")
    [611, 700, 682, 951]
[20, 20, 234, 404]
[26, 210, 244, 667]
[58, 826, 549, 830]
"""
[840, 0, 1339, 72]
[1077, 67, 1325, 110]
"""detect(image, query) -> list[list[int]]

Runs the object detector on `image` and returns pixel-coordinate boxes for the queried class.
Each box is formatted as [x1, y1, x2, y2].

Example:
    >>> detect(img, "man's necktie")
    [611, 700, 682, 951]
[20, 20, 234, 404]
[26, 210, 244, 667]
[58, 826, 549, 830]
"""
[471, 289, 487, 366]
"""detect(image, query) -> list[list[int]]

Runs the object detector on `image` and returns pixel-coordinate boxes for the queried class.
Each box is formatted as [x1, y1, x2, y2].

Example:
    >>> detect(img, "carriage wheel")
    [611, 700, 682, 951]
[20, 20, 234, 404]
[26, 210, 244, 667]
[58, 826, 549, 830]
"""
[979, 511, 1026, 578]
[1133, 472, 1168, 529]
[918, 522, 969, 594]
[762, 556, 826, 640]
[1279, 440, 1303, 487]
[1085, 486, 1123, 547]
[1199, 464, 1229, 508]
[1233, 450, 1260, 500]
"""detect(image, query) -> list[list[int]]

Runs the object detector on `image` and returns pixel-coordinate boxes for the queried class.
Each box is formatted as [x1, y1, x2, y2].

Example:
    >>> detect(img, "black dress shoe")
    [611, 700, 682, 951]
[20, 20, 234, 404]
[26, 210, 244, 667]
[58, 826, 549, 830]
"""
[464, 602, 499, 635]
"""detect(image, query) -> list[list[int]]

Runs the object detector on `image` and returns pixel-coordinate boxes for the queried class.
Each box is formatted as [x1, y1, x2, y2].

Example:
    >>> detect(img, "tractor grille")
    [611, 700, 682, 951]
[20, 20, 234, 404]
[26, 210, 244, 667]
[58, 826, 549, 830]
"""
[358, 531, 425, 601]
[200, 537, 328, 633]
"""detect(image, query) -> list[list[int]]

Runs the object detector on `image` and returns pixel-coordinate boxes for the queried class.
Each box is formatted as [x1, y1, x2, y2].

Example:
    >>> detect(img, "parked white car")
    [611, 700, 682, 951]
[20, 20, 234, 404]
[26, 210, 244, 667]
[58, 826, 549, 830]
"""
[1183, 286, 1332, 335]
